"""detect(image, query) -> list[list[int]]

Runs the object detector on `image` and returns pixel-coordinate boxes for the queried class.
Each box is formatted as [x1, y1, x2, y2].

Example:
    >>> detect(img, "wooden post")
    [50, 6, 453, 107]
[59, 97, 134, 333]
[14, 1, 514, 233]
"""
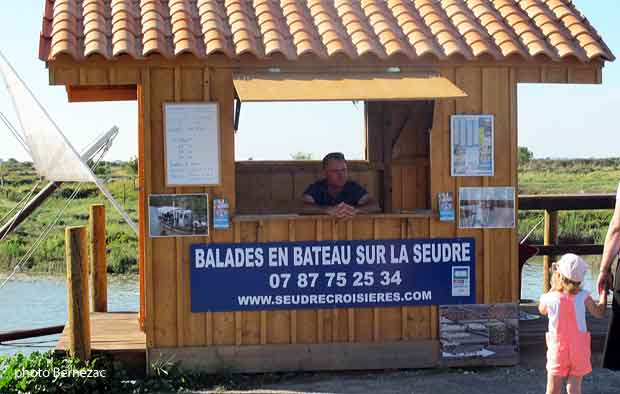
[89, 204, 107, 312]
[65, 226, 91, 361]
[543, 210, 559, 292]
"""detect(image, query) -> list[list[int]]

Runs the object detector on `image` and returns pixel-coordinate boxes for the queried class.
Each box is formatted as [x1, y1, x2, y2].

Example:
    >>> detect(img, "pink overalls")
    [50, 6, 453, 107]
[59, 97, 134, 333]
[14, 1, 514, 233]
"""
[540, 290, 592, 377]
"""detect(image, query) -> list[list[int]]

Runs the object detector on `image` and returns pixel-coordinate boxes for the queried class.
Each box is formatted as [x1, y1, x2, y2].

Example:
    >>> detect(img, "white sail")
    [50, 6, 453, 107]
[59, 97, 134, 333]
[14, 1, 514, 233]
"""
[0, 49, 137, 234]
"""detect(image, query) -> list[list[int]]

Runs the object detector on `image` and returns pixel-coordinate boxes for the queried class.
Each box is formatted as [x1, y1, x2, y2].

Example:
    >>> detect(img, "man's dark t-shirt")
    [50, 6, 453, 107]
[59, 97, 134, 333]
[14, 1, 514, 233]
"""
[303, 179, 368, 207]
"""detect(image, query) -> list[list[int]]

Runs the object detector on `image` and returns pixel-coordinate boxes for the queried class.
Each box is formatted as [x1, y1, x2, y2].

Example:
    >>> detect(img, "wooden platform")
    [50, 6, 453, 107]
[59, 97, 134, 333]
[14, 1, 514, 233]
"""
[53, 306, 612, 376]
[55, 312, 145, 377]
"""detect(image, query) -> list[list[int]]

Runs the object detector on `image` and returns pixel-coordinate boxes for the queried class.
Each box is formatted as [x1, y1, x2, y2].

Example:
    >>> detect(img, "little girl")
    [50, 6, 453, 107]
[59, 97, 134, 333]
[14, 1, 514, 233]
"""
[539, 253, 607, 394]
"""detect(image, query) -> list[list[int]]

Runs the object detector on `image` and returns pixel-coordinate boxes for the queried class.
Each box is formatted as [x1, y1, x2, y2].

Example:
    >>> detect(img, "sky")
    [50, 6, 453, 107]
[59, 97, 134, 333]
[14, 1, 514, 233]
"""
[0, 0, 618, 162]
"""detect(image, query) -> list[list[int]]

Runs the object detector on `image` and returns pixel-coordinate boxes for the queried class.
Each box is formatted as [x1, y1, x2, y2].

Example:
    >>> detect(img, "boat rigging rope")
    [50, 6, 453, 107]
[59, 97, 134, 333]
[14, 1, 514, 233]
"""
[0, 110, 30, 155]
[0, 143, 110, 291]
[0, 338, 59, 348]
[0, 179, 41, 228]
[520, 217, 545, 244]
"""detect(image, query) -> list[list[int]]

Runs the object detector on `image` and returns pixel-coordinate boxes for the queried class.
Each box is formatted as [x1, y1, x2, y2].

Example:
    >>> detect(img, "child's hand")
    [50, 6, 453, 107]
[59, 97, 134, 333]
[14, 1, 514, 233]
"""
[538, 294, 548, 316]
[599, 289, 608, 306]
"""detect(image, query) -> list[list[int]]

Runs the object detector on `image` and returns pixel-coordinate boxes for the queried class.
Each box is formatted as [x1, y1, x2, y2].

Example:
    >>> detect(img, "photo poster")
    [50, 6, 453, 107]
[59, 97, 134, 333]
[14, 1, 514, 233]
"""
[148, 193, 209, 238]
[438, 192, 455, 222]
[164, 102, 220, 186]
[439, 303, 519, 364]
[458, 187, 515, 229]
[451, 114, 494, 176]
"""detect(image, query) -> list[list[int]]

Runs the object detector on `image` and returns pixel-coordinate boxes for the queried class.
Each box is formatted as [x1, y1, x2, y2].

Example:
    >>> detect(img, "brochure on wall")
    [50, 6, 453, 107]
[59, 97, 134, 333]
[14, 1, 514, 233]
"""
[438, 192, 455, 222]
[213, 198, 230, 230]
[458, 187, 515, 229]
[451, 114, 494, 176]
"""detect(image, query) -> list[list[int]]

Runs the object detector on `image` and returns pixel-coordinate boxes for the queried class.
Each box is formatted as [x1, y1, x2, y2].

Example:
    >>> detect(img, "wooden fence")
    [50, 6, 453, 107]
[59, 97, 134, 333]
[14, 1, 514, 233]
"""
[519, 194, 615, 292]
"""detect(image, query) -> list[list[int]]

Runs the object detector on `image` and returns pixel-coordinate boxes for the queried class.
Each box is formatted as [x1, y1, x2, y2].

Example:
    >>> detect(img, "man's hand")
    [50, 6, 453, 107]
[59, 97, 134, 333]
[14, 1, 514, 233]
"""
[597, 269, 613, 294]
[326, 203, 358, 219]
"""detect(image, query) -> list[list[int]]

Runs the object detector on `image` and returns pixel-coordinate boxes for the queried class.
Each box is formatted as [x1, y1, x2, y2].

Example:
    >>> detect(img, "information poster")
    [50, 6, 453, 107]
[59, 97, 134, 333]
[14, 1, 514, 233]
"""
[459, 187, 515, 229]
[451, 115, 494, 176]
[439, 303, 519, 363]
[164, 103, 220, 186]
[190, 238, 475, 312]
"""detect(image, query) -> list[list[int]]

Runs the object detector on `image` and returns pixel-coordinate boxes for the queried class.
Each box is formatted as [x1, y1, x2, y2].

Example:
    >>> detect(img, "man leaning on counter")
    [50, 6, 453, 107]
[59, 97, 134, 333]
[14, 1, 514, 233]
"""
[300, 152, 380, 219]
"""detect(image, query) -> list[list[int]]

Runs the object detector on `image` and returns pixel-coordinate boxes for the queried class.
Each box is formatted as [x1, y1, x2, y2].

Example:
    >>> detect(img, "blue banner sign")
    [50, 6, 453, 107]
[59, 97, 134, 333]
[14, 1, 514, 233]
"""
[190, 238, 475, 312]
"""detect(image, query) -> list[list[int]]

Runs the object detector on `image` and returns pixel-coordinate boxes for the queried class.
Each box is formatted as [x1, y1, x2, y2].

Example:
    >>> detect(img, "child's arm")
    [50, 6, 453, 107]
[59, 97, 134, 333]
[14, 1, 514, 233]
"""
[538, 294, 548, 316]
[585, 291, 608, 319]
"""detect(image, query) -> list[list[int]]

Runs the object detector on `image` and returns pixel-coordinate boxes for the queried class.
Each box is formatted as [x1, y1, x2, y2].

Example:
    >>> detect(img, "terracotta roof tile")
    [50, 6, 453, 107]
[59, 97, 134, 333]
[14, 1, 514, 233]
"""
[38, 0, 615, 63]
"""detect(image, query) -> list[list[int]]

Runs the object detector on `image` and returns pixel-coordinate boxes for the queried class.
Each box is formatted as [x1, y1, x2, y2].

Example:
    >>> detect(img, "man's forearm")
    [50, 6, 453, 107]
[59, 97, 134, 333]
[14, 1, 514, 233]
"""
[357, 201, 381, 214]
[300, 203, 327, 215]
[601, 225, 620, 272]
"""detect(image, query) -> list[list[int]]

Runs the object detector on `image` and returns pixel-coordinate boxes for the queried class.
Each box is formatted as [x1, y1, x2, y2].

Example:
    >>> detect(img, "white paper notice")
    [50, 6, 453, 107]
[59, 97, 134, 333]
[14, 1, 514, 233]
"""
[452, 266, 471, 297]
[164, 103, 220, 186]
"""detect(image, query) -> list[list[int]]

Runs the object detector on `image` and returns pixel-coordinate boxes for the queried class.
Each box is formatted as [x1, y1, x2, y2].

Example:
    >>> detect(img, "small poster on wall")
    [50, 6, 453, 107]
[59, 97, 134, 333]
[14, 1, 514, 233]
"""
[164, 102, 220, 186]
[458, 187, 515, 229]
[451, 114, 494, 176]
[438, 192, 455, 221]
[213, 198, 230, 230]
[439, 303, 519, 364]
[149, 194, 209, 238]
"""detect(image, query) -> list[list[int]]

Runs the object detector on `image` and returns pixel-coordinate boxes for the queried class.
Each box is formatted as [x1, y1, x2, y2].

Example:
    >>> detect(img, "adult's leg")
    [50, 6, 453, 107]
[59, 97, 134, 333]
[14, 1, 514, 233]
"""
[546, 374, 563, 394]
[602, 260, 620, 369]
[566, 375, 583, 394]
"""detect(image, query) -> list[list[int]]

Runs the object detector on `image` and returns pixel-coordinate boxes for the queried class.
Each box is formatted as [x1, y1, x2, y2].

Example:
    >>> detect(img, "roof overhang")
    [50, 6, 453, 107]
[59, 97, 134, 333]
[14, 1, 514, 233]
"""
[232, 72, 467, 102]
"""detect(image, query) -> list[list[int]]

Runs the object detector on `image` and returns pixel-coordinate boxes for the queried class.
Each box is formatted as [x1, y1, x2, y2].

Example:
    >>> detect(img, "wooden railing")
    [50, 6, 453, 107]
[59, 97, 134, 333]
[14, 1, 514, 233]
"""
[518, 194, 615, 291]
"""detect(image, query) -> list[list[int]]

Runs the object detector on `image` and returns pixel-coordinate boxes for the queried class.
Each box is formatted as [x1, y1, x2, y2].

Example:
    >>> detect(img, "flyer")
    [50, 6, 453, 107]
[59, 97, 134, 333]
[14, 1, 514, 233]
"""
[213, 198, 230, 229]
[438, 192, 455, 222]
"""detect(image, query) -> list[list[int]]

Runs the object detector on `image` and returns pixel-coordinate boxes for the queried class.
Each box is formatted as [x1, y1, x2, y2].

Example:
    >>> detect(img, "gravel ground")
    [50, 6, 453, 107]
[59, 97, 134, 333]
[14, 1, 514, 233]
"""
[177, 353, 620, 394]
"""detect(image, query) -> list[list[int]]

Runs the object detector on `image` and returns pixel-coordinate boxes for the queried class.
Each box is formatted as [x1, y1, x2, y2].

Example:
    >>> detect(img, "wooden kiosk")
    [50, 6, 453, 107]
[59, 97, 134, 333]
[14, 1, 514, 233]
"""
[39, 0, 614, 372]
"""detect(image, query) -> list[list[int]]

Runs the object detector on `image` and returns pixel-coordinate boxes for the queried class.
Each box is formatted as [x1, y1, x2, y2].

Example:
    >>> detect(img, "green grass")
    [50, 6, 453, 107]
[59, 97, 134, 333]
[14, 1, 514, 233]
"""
[518, 158, 620, 195]
[0, 157, 618, 274]
[518, 158, 617, 244]
[0, 159, 138, 274]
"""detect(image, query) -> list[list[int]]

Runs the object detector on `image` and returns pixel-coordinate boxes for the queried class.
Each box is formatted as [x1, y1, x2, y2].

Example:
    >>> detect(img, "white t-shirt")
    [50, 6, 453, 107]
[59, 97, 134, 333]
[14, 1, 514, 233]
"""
[617, 182, 620, 200]
[540, 290, 590, 333]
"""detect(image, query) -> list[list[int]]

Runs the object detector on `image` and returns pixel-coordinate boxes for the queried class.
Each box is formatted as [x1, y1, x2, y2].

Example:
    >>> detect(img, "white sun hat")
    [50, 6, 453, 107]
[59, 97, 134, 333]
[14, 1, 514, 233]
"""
[556, 253, 588, 283]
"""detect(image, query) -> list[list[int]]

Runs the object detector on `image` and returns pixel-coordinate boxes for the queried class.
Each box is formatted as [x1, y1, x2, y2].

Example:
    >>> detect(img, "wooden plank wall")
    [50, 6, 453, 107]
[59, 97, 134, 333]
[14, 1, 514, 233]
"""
[139, 67, 436, 349]
[137, 64, 517, 349]
[367, 101, 433, 213]
[429, 66, 518, 305]
[231, 216, 432, 346]
[235, 162, 381, 214]
[139, 66, 236, 348]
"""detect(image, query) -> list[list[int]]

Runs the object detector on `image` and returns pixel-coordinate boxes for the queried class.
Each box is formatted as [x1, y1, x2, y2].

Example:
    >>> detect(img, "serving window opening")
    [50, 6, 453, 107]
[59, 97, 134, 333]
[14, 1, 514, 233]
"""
[232, 72, 465, 216]
[234, 100, 435, 216]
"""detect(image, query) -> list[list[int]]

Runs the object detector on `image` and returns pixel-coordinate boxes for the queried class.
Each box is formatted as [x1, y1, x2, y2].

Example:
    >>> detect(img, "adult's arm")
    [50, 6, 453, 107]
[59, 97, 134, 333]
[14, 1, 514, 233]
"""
[300, 194, 328, 215]
[356, 194, 381, 214]
[598, 199, 620, 294]
[300, 195, 355, 218]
